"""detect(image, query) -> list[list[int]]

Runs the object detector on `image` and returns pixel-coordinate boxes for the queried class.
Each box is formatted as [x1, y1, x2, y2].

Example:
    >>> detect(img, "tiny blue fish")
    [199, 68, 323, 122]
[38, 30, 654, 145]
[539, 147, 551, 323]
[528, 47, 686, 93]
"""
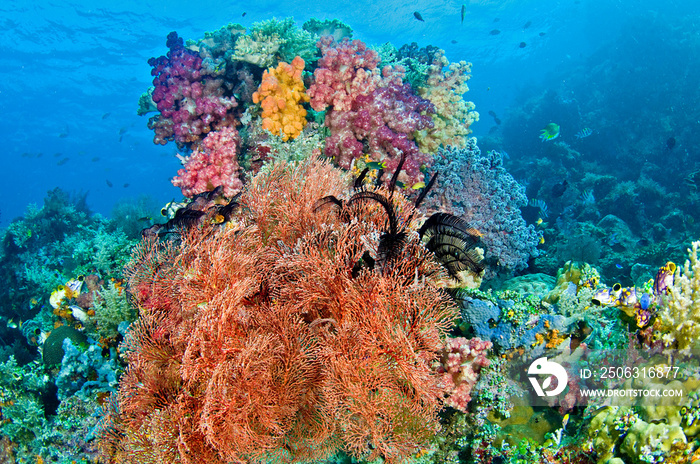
[575, 127, 593, 139]
[615, 263, 623, 269]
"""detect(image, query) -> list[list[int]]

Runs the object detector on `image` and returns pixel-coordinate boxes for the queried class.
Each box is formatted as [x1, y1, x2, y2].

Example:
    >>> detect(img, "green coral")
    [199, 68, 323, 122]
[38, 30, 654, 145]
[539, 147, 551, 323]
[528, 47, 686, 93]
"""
[246, 17, 318, 65]
[0, 357, 49, 446]
[302, 18, 353, 42]
[63, 223, 136, 278]
[93, 280, 137, 340]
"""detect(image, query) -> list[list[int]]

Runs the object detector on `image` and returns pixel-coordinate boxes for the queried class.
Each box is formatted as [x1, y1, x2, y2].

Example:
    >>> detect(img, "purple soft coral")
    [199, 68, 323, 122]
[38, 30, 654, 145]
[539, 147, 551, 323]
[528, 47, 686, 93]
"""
[147, 31, 238, 148]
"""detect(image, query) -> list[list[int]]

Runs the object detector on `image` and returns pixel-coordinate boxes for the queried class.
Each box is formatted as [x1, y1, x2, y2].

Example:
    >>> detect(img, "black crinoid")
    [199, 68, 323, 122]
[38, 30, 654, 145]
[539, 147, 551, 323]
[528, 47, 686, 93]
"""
[141, 186, 241, 240]
[417, 212, 485, 285]
[315, 152, 486, 281]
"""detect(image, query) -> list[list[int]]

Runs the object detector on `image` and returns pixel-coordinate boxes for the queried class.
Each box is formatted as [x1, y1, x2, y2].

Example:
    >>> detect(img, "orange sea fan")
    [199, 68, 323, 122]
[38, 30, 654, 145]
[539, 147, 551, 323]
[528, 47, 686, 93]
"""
[99, 156, 459, 464]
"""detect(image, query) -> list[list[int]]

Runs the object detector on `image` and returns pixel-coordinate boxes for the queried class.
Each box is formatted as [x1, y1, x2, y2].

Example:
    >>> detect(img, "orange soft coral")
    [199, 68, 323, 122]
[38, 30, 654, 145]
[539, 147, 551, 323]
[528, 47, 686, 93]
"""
[252, 56, 310, 141]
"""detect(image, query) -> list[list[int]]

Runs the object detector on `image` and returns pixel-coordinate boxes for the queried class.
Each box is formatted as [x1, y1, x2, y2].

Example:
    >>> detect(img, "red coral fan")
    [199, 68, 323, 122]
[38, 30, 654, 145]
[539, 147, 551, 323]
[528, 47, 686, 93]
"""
[99, 158, 458, 464]
[147, 31, 238, 148]
[171, 126, 244, 198]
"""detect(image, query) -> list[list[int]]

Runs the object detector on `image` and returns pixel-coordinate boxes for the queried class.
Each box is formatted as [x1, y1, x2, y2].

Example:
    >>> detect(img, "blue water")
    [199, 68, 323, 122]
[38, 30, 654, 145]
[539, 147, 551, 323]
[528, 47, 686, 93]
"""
[0, 0, 649, 227]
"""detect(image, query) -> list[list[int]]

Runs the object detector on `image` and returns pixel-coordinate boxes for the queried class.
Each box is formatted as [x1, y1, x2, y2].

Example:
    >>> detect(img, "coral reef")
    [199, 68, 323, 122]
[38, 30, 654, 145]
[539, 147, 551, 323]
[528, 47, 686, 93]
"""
[437, 337, 492, 412]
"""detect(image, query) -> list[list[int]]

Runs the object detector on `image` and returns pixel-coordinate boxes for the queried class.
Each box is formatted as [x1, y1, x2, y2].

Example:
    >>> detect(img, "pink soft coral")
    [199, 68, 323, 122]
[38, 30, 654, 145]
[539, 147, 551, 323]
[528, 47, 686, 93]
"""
[172, 126, 243, 198]
[307, 36, 382, 112]
[437, 337, 492, 412]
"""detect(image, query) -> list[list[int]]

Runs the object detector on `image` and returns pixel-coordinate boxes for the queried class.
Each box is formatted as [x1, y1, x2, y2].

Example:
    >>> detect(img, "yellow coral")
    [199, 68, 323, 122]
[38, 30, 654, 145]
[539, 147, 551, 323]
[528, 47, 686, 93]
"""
[252, 56, 309, 141]
[415, 50, 479, 152]
[657, 240, 700, 350]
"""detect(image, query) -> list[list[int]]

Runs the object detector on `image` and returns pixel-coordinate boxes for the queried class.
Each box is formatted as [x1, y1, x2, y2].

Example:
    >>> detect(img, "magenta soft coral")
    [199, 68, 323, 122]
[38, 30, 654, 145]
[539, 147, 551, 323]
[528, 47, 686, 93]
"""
[325, 81, 435, 184]
[309, 37, 435, 186]
[171, 126, 243, 198]
[148, 31, 238, 148]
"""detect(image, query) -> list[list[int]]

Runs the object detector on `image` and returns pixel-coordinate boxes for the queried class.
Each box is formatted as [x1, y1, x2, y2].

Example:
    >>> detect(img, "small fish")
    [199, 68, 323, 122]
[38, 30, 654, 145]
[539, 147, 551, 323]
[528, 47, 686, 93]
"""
[118, 127, 128, 135]
[615, 263, 623, 269]
[493, 17, 500, 22]
[666, 136, 676, 150]
[580, 189, 595, 205]
[562, 413, 570, 429]
[106, 180, 113, 187]
[123, 183, 130, 188]
[57, 157, 70, 166]
[519, 42, 527, 48]
[395, 180, 405, 189]
[684, 169, 700, 191]
[539, 236, 545, 245]
[411, 181, 426, 190]
[575, 127, 593, 139]
[539, 32, 546, 37]
[413, 11, 424, 21]
[551, 179, 568, 198]
[242, 12, 246, 17]
[138, 216, 153, 222]
[54, 152, 62, 157]
[451, 40, 457, 44]
[91, 156, 100, 162]
[461, 4, 466, 24]
[539, 123, 560, 141]
[488, 110, 497, 117]
[102, 112, 111, 119]
[529, 198, 549, 218]
[366, 161, 386, 170]
[489, 29, 501, 35]
[58, 132, 69, 138]
[536, 218, 544, 226]
[523, 20, 532, 29]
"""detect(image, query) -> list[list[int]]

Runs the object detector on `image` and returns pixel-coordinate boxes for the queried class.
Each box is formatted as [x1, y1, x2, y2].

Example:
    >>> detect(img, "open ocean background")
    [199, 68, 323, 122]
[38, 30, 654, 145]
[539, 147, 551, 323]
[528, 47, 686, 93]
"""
[1, 0, 665, 228]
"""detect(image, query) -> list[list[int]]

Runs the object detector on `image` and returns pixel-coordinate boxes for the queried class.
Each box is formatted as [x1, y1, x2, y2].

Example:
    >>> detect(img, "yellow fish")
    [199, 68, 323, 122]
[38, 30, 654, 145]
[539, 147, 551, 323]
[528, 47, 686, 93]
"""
[411, 181, 426, 190]
[539, 236, 545, 245]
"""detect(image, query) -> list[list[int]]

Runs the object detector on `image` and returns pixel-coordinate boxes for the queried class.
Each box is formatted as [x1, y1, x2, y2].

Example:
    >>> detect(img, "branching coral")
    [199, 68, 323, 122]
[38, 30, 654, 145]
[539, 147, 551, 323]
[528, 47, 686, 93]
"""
[99, 158, 461, 464]
[657, 240, 700, 350]
[252, 56, 309, 141]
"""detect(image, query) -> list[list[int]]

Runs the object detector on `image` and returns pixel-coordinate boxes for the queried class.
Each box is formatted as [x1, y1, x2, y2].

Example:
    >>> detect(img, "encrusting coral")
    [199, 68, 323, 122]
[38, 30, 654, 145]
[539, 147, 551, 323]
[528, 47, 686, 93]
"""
[98, 157, 476, 464]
